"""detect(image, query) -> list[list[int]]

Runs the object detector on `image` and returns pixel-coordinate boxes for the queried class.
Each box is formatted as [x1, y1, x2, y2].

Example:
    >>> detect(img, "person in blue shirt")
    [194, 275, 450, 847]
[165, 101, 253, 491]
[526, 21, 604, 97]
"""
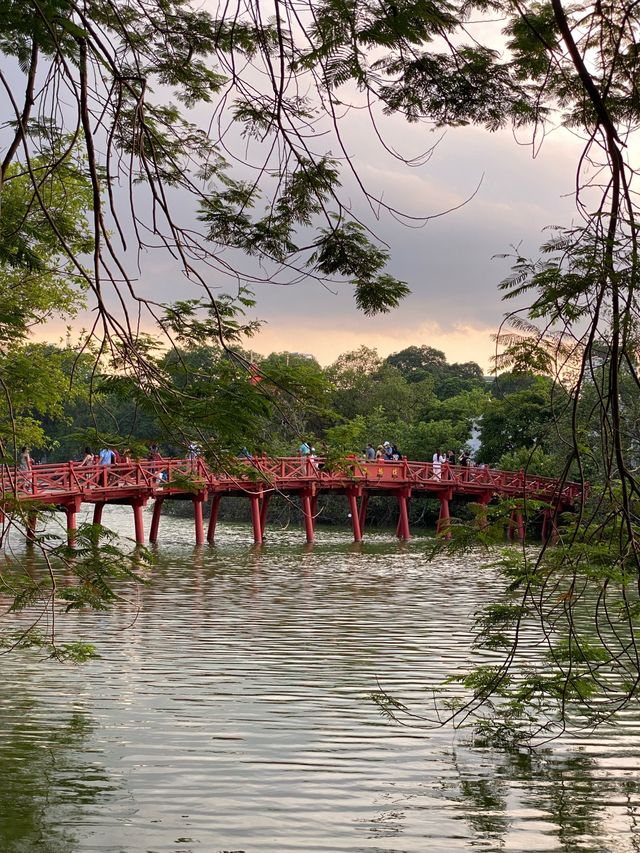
[99, 447, 115, 465]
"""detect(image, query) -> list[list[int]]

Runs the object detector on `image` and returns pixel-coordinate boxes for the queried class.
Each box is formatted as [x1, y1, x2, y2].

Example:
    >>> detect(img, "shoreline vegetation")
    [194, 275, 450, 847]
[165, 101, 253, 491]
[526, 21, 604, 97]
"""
[22, 342, 568, 488]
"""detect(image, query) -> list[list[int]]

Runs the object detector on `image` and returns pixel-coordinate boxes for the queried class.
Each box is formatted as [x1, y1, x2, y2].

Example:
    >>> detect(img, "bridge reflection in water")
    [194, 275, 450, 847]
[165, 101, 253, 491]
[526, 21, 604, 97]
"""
[4, 456, 584, 545]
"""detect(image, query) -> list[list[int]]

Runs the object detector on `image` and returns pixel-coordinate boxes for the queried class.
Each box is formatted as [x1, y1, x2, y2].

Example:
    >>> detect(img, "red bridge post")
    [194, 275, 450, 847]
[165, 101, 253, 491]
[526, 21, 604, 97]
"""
[397, 491, 411, 540]
[132, 498, 145, 545]
[92, 503, 104, 526]
[250, 494, 263, 545]
[347, 490, 362, 542]
[207, 494, 221, 543]
[193, 494, 205, 545]
[542, 505, 560, 543]
[150, 498, 163, 544]
[260, 493, 271, 533]
[436, 492, 451, 540]
[508, 508, 525, 542]
[302, 491, 315, 543]
[66, 497, 81, 545]
[358, 493, 368, 532]
[475, 492, 492, 529]
[26, 512, 37, 543]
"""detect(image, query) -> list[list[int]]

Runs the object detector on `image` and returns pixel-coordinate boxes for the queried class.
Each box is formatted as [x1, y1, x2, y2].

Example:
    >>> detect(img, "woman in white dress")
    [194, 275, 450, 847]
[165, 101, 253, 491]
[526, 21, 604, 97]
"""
[432, 449, 445, 480]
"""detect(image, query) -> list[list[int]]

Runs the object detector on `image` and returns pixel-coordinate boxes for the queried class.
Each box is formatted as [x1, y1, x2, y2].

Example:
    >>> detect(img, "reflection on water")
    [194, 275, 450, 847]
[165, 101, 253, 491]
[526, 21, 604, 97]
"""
[1, 505, 640, 852]
[451, 744, 640, 852]
[0, 693, 115, 853]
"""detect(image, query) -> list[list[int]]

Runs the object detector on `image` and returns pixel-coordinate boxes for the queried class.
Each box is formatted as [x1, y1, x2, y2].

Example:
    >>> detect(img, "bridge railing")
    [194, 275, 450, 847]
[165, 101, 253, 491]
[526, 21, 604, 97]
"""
[0, 455, 586, 505]
[1, 458, 207, 497]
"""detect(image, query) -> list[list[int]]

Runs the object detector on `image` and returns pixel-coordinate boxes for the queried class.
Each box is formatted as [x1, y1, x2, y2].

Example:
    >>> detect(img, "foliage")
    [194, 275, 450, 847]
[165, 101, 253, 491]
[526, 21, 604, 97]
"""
[476, 377, 555, 463]
[0, 519, 151, 661]
[496, 446, 559, 479]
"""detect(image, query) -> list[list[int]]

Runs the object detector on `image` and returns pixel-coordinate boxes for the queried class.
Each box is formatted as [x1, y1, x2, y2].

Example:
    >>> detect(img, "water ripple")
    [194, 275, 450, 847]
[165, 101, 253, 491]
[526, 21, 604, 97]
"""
[0, 505, 639, 852]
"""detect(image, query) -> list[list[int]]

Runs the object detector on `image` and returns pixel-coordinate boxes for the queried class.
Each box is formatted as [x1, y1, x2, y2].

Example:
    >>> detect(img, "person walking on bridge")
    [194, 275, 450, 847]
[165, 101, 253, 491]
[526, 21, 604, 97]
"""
[98, 446, 116, 486]
[18, 446, 32, 493]
[432, 449, 445, 480]
[99, 447, 115, 465]
[19, 446, 32, 472]
[80, 447, 94, 466]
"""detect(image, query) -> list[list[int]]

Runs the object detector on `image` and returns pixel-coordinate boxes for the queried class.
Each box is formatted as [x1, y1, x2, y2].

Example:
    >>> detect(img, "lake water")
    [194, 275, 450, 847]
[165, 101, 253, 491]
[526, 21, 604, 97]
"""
[1, 505, 639, 852]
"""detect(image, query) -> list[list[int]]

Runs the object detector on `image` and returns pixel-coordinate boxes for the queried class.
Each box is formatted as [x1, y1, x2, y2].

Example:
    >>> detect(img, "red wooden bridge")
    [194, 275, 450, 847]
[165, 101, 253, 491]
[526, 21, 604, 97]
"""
[4, 456, 584, 545]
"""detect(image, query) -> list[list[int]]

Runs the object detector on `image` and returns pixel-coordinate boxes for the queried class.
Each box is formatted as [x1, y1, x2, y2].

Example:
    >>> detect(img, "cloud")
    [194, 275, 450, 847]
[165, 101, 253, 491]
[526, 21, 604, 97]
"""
[242, 117, 585, 367]
[247, 317, 500, 370]
[32, 86, 586, 377]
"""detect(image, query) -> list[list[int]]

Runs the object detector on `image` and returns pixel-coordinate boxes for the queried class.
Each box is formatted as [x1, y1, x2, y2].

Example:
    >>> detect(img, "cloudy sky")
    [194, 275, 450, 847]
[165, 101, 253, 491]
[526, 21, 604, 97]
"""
[17, 24, 584, 373]
[245, 118, 581, 370]
[39, 113, 582, 372]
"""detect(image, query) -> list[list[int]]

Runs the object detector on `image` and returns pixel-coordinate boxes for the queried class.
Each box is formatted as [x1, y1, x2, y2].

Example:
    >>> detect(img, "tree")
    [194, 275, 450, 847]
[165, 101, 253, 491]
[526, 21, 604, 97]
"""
[476, 377, 555, 463]
[385, 346, 449, 384]
[385, 346, 485, 399]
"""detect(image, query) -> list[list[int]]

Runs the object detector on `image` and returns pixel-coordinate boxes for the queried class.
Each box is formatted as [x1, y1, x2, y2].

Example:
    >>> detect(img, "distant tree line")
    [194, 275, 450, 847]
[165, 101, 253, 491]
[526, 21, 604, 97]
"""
[8, 336, 612, 489]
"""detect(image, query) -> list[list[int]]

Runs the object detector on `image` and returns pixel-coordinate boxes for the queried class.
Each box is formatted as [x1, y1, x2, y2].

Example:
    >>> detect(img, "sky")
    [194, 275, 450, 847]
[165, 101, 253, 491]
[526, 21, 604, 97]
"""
[243, 119, 582, 369]
[42, 117, 580, 371]
[16, 14, 586, 373]
[73, 110, 579, 373]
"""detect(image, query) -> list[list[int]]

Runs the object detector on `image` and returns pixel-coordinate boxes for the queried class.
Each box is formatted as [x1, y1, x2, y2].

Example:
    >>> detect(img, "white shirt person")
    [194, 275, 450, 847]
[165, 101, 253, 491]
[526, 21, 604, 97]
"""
[432, 450, 445, 480]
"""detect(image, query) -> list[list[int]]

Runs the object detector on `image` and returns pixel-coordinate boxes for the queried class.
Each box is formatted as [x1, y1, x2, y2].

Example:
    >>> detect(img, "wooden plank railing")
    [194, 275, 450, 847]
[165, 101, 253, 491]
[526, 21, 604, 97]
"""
[0, 456, 586, 505]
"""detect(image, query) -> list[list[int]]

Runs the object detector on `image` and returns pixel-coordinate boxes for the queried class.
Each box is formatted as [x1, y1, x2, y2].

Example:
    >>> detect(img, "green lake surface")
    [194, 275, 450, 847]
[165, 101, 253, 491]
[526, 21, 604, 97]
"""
[1, 505, 639, 852]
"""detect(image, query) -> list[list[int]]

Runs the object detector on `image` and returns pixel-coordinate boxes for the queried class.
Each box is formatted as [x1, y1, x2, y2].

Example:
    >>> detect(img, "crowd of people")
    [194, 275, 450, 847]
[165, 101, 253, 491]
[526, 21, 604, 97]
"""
[17, 441, 477, 474]
[297, 439, 475, 472]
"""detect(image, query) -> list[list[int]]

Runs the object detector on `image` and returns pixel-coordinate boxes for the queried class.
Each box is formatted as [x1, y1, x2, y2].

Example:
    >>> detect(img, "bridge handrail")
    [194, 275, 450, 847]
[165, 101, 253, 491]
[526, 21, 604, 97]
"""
[0, 455, 586, 503]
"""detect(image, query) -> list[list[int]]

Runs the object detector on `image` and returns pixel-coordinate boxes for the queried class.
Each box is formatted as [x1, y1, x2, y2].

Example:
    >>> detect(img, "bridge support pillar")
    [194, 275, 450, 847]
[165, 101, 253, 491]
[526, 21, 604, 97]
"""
[437, 494, 451, 540]
[358, 493, 368, 532]
[250, 494, 263, 545]
[149, 498, 163, 543]
[26, 512, 37, 543]
[509, 508, 525, 542]
[132, 498, 145, 545]
[397, 493, 411, 540]
[66, 499, 80, 546]
[475, 492, 492, 529]
[302, 492, 315, 543]
[542, 507, 560, 543]
[551, 508, 560, 543]
[207, 494, 221, 543]
[260, 493, 271, 533]
[348, 491, 362, 542]
[193, 494, 205, 545]
[92, 502, 104, 526]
